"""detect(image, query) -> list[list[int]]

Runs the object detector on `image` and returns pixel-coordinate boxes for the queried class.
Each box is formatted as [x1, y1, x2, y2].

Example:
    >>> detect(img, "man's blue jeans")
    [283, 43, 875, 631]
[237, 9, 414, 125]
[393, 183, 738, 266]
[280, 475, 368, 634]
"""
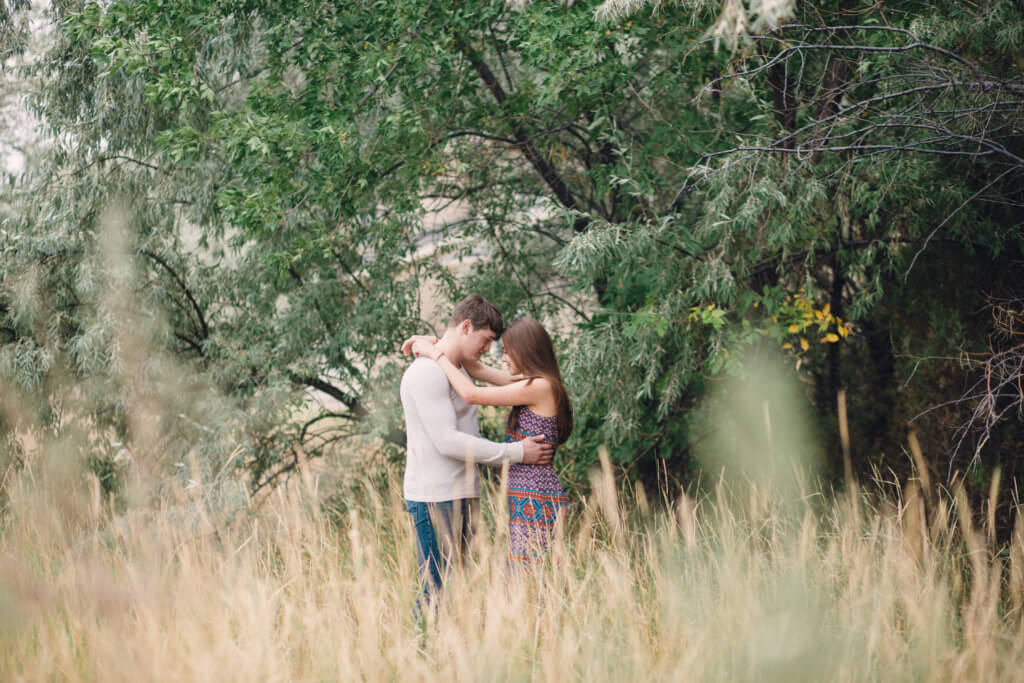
[406, 498, 480, 596]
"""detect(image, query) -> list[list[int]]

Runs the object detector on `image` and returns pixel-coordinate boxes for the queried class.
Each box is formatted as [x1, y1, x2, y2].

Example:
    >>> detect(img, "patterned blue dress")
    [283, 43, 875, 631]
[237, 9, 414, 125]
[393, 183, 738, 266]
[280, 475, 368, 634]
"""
[504, 407, 568, 563]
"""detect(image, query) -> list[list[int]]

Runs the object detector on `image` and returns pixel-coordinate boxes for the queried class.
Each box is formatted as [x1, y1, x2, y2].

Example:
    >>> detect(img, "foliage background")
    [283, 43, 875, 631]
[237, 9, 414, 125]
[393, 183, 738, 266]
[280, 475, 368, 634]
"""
[1, 0, 1022, 524]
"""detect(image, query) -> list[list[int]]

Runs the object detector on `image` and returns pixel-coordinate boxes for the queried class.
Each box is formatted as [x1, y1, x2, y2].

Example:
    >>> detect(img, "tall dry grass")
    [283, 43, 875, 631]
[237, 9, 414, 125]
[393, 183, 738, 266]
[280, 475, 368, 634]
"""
[2, 447, 1023, 682]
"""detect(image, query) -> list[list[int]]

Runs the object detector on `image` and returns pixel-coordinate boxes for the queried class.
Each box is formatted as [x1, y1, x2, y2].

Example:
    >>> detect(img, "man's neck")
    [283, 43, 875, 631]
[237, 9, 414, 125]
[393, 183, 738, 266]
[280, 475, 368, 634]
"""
[435, 329, 463, 367]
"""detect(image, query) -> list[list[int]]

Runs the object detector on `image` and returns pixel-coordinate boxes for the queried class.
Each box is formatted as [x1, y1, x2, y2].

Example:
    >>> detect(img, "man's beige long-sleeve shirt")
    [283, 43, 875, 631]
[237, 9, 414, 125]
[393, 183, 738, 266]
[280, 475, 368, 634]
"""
[400, 357, 524, 502]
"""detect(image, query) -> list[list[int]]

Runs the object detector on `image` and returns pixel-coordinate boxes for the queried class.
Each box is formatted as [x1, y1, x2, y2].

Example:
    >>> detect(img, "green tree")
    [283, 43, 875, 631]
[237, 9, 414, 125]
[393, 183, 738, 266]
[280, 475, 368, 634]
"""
[5, 0, 1023, 498]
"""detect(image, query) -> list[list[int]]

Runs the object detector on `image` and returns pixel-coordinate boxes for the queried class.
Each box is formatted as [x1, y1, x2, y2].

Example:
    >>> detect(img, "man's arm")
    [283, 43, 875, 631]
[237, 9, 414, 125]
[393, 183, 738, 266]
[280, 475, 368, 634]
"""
[408, 361, 530, 467]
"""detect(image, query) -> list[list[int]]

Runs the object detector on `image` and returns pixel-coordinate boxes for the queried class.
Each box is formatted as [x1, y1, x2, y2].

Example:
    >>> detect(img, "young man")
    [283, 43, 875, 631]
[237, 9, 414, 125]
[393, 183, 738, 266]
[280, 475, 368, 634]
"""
[400, 295, 553, 595]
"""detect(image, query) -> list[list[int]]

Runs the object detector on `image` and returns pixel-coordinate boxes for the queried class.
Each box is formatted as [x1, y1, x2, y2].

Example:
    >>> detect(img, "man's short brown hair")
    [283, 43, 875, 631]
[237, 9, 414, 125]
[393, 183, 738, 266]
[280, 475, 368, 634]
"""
[450, 294, 504, 336]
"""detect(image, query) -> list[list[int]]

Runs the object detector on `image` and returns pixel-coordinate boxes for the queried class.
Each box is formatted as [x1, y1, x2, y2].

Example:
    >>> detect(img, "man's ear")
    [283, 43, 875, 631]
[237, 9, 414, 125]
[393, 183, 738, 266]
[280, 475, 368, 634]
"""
[459, 319, 473, 336]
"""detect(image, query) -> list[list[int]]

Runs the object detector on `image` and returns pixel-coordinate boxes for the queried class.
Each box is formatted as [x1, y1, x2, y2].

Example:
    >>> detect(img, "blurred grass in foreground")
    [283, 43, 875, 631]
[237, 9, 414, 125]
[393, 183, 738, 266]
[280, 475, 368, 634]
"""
[2, 430, 1024, 680]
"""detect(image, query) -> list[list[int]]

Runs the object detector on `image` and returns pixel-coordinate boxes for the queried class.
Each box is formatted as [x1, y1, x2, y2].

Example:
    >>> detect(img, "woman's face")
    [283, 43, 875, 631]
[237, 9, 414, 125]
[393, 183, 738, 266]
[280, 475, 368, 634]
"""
[501, 348, 521, 376]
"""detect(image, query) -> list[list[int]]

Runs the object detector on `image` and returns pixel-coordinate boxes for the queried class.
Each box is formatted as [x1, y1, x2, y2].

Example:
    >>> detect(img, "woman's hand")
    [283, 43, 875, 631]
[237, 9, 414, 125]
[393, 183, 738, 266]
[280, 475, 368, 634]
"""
[410, 338, 442, 362]
[401, 334, 438, 357]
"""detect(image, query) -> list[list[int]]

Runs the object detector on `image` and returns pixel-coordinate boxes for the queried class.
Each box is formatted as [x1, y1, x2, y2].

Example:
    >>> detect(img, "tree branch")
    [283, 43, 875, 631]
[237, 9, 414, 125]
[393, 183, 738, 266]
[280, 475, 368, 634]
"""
[293, 374, 367, 418]
[139, 248, 210, 344]
[66, 155, 171, 177]
[356, 0, 435, 107]
[455, 36, 590, 234]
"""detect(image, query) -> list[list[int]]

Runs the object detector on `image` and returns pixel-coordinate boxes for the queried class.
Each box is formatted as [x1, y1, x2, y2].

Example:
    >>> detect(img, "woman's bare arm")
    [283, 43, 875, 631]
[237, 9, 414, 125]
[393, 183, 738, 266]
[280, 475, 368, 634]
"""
[438, 360, 543, 407]
[412, 340, 545, 407]
[462, 358, 515, 386]
[403, 334, 518, 386]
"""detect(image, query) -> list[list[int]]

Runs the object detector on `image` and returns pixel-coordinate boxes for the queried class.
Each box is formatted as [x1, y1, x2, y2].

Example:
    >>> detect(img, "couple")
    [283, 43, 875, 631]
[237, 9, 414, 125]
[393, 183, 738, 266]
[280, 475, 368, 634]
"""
[399, 294, 572, 594]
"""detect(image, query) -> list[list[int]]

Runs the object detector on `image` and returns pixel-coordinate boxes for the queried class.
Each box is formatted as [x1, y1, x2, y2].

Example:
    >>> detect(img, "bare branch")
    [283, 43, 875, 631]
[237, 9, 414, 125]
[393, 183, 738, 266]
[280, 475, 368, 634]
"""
[455, 36, 590, 234]
[139, 248, 210, 344]
[65, 155, 171, 177]
[293, 374, 367, 418]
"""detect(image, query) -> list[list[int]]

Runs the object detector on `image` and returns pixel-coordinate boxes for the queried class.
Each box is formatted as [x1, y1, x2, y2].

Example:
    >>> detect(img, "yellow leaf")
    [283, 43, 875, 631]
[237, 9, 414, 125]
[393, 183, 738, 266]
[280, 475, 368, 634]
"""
[821, 333, 839, 343]
[838, 324, 850, 338]
[800, 338, 809, 352]
[781, 343, 793, 350]
[822, 303, 830, 317]
[787, 324, 800, 333]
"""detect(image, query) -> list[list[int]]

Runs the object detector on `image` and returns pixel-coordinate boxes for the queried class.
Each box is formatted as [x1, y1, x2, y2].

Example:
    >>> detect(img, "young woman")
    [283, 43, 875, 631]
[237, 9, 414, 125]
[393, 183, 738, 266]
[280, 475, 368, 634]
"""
[409, 318, 572, 563]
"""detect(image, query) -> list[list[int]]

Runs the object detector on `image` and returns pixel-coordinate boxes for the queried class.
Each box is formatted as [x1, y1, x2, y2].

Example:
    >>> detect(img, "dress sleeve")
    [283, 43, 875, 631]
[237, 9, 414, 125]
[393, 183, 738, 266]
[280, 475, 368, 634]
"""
[408, 361, 524, 466]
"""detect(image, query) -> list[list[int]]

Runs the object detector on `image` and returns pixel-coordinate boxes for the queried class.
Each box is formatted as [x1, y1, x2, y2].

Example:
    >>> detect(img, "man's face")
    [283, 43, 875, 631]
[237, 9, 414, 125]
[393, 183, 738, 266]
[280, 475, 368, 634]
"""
[460, 322, 498, 361]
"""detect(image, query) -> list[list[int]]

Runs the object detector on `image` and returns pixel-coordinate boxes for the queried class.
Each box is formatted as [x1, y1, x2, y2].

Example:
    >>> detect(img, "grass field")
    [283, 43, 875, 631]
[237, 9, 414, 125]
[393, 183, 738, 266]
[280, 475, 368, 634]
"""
[2, 444, 1023, 682]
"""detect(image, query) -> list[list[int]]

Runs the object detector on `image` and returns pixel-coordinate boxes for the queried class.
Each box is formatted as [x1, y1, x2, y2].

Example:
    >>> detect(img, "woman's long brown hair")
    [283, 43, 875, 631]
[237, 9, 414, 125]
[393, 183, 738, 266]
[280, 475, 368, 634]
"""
[502, 318, 573, 444]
